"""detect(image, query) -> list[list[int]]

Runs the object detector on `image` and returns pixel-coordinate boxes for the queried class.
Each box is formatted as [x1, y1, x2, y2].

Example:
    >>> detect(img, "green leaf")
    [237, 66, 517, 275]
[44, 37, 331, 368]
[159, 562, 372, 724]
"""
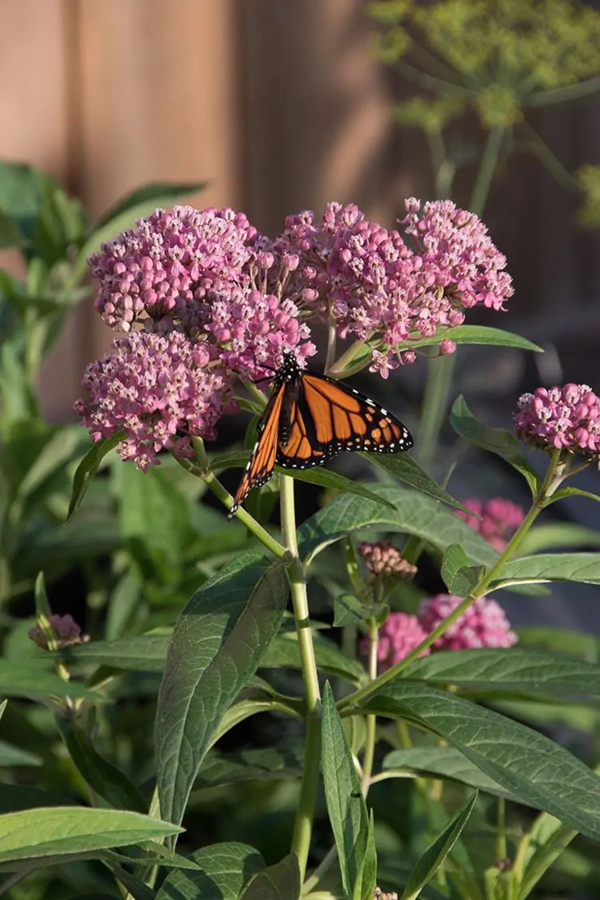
[209, 697, 303, 749]
[195, 746, 303, 789]
[32, 178, 88, 266]
[516, 625, 600, 662]
[401, 646, 600, 697]
[0, 161, 44, 241]
[0, 659, 97, 700]
[56, 716, 146, 812]
[355, 810, 377, 900]
[489, 553, 600, 590]
[441, 544, 483, 597]
[156, 842, 265, 900]
[362, 682, 600, 841]
[297, 486, 498, 568]
[382, 747, 517, 801]
[519, 522, 600, 554]
[0, 211, 26, 250]
[400, 791, 478, 900]
[262, 632, 366, 685]
[67, 434, 122, 522]
[96, 181, 207, 228]
[0, 740, 41, 767]
[405, 324, 542, 353]
[362, 452, 474, 512]
[547, 486, 600, 506]
[322, 682, 369, 897]
[275, 465, 398, 509]
[518, 812, 578, 899]
[55, 634, 170, 672]
[334, 594, 374, 627]
[240, 852, 301, 900]
[155, 552, 289, 827]
[0, 807, 181, 863]
[450, 395, 540, 494]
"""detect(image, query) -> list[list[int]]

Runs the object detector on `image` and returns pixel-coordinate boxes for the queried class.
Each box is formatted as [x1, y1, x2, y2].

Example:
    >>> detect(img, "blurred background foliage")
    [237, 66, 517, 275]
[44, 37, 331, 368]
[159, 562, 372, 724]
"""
[0, 1, 600, 897]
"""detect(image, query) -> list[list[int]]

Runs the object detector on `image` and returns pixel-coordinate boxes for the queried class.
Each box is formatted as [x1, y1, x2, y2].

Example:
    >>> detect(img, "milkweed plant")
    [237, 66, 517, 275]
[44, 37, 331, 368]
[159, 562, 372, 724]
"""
[3, 193, 591, 900]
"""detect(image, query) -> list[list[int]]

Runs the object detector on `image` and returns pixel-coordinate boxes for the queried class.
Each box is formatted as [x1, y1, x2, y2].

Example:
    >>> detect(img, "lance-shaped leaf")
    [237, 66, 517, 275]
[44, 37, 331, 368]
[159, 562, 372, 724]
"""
[240, 852, 301, 900]
[67, 433, 122, 522]
[298, 486, 497, 567]
[359, 453, 471, 512]
[0, 807, 181, 863]
[156, 842, 265, 900]
[361, 682, 600, 842]
[155, 552, 289, 827]
[400, 792, 478, 900]
[450, 395, 539, 494]
[400, 647, 600, 697]
[489, 552, 600, 590]
[441, 544, 483, 598]
[405, 325, 542, 353]
[322, 682, 370, 897]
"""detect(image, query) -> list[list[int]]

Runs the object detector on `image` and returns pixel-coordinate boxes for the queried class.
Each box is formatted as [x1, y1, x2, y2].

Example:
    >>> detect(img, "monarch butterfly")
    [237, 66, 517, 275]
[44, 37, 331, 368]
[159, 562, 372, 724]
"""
[229, 352, 413, 516]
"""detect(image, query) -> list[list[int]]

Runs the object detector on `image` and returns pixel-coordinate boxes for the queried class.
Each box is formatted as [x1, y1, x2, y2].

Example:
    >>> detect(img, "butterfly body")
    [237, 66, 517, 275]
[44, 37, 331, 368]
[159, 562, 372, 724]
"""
[229, 353, 413, 516]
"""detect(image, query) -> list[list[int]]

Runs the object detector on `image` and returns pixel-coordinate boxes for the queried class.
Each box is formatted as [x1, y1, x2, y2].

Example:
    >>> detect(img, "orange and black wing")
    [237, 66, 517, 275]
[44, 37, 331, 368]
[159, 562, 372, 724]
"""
[229, 382, 285, 517]
[276, 373, 412, 469]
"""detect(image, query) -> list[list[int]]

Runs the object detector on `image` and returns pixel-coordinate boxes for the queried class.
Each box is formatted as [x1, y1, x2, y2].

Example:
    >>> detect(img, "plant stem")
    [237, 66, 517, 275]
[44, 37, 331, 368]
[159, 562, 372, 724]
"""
[280, 474, 322, 883]
[172, 451, 287, 560]
[414, 125, 505, 474]
[470, 126, 505, 216]
[338, 450, 562, 712]
[496, 796, 507, 862]
[361, 620, 379, 794]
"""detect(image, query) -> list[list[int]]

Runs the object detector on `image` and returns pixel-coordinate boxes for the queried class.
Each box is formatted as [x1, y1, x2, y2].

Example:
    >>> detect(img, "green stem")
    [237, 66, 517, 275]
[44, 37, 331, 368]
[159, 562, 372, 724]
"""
[496, 796, 507, 862]
[469, 126, 505, 216]
[415, 354, 456, 471]
[325, 307, 337, 373]
[361, 620, 379, 794]
[526, 73, 600, 108]
[338, 450, 562, 712]
[415, 125, 505, 474]
[281, 474, 322, 883]
[172, 452, 287, 560]
[516, 122, 581, 194]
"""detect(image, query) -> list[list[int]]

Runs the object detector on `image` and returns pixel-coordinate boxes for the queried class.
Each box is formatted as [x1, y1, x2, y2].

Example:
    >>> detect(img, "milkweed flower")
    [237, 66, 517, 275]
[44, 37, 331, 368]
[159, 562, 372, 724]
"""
[514, 383, 600, 455]
[455, 497, 525, 552]
[361, 612, 430, 671]
[74, 331, 233, 470]
[90, 206, 257, 333]
[29, 614, 88, 650]
[358, 541, 417, 579]
[273, 198, 512, 376]
[418, 595, 517, 650]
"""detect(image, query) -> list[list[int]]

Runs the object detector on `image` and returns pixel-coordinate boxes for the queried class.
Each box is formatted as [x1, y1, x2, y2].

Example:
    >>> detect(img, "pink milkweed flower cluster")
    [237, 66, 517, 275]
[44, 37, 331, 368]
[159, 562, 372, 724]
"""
[418, 595, 518, 651]
[514, 384, 600, 455]
[74, 332, 234, 470]
[455, 497, 525, 552]
[77, 199, 511, 467]
[370, 612, 431, 670]
[274, 198, 512, 377]
[358, 541, 417, 579]
[366, 595, 517, 671]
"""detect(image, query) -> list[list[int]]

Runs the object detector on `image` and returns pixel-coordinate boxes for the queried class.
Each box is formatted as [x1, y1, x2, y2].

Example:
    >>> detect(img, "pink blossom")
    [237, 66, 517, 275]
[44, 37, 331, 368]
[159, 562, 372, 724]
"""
[29, 614, 88, 650]
[272, 199, 512, 375]
[418, 595, 518, 650]
[74, 331, 233, 470]
[90, 206, 258, 333]
[358, 541, 417, 579]
[199, 285, 316, 381]
[456, 497, 525, 552]
[361, 612, 430, 672]
[514, 384, 600, 455]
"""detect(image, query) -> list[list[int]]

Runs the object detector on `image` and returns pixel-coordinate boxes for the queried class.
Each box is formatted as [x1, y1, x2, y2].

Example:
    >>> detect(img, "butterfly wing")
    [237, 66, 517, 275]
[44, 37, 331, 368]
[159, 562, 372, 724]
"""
[276, 373, 412, 469]
[229, 382, 285, 517]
